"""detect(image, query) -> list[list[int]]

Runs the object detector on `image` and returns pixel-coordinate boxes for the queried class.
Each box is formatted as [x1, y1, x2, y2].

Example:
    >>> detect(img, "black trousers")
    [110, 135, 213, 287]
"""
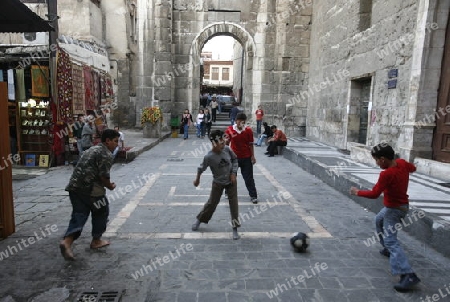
[267, 140, 287, 156]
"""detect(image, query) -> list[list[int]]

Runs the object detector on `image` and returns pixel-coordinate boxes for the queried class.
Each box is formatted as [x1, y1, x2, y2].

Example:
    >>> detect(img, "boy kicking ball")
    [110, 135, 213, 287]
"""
[191, 130, 241, 240]
[350, 143, 420, 292]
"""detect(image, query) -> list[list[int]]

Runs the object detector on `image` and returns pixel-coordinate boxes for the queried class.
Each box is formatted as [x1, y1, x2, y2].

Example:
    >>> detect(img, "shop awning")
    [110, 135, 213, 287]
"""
[0, 0, 54, 33]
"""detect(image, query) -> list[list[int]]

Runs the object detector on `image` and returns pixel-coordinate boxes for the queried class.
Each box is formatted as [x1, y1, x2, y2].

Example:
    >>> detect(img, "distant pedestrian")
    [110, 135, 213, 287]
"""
[181, 109, 194, 140]
[255, 105, 264, 135]
[81, 115, 95, 151]
[210, 97, 218, 122]
[73, 114, 85, 165]
[204, 108, 212, 138]
[350, 143, 421, 292]
[191, 130, 241, 240]
[196, 109, 205, 138]
[225, 112, 258, 204]
[229, 103, 241, 125]
[59, 129, 120, 261]
[255, 122, 273, 146]
[112, 126, 124, 158]
[265, 125, 287, 157]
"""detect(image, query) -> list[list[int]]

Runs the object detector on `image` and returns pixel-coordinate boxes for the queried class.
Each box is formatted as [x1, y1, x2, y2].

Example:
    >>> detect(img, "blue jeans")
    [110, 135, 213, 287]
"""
[183, 123, 189, 139]
[238, 157, 257, 198]
[64, 191, 109, 240]
[256, 134, 267, 146]
[375, 207, 414, 275]
[196, 123, 205, 137]
[256, 120, 262, 135]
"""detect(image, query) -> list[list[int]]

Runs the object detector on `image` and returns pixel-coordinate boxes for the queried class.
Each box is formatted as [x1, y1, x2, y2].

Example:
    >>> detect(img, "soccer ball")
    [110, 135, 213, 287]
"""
[290, 232, 310, 253]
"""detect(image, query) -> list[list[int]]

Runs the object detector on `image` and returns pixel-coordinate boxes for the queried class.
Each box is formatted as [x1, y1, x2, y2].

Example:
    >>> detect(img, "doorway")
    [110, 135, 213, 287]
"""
[347, 78, 372, 145]
[432, 14, 450, 163]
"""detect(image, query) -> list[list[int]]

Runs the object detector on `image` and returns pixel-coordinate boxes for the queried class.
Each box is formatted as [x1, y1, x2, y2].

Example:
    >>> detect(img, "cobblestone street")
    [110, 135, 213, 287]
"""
[1, 136, 449, 302]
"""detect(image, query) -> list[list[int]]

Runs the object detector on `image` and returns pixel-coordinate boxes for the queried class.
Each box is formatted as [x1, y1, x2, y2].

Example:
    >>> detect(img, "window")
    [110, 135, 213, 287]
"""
[222, 68, 229, 81]
[212, 67, 219, 80]
[359, 0, 372, 32]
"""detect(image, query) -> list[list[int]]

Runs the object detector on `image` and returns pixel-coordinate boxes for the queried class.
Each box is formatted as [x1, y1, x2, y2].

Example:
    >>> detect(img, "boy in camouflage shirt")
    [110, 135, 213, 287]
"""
[59, 129, 119, 260]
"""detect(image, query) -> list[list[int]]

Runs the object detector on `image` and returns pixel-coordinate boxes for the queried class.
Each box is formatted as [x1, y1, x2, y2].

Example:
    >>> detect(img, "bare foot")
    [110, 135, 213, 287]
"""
[59, 241, 75, 261]
[90, 239, 110, 249]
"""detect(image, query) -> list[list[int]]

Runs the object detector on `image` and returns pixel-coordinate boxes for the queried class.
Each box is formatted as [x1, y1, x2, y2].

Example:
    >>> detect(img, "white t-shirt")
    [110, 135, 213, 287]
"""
[196, 113, 205, 124]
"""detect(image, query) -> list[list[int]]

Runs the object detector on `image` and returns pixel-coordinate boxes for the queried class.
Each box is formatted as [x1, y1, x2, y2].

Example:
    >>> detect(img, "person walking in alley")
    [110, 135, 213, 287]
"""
[72, 114, 85, 165]
[181, 109, 194, 140]
[196, 109, 205, 138]
[59, 129, 120, 261]
[350, 143, 421, 292]
[225, 112, 258, 204]
[204, 108, 212, 138]
[210, 96, 218, 122]
[265, 125, 287, 157]
[191, 130, 241, 240]
[81, 115, 95, 151]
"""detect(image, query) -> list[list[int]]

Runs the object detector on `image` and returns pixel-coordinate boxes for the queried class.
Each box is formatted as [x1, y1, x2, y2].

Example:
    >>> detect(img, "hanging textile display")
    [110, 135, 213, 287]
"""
[15, 68, 26, 102]
[106, 75, 113, 97]
[0, 70, 4, 82]
[83, 65, 95, 110]
[56, 48, 73, 123]
[31, 65, 50, 97]
[72, 63, 85, 115]
[100, 73, 106, 101]
[7, 69, 15, 100]
[92, 69, 100, 108]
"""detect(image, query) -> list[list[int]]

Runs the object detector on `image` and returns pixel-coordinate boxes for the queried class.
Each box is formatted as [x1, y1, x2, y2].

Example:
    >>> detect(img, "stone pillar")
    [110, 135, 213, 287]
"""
[399, 0, 448, 161]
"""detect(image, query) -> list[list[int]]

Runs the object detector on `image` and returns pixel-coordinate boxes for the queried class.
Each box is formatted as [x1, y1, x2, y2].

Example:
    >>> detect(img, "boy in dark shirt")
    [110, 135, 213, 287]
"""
[350, 143, 420, 291]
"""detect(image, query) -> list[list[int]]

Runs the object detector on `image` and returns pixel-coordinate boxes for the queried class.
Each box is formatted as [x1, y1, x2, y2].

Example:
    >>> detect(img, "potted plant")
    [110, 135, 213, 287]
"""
[141, 106, 163, 138]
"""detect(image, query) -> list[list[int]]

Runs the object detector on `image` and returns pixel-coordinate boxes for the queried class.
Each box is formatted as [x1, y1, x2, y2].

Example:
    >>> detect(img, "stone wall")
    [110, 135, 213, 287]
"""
[307, 0, 450, 163]
[308, 0, 419, 150]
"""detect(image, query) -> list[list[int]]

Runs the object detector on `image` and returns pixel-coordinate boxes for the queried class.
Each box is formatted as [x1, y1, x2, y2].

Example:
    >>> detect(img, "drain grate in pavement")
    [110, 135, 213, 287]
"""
[438, 183, 450, 188]
[167, 158, 183, 161]
[75, 290, 123, 302]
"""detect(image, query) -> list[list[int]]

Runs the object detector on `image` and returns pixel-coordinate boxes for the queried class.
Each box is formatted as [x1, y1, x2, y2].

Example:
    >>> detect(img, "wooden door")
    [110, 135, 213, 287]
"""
[0, 82, 15, 238]
[433, 15, 450, 163]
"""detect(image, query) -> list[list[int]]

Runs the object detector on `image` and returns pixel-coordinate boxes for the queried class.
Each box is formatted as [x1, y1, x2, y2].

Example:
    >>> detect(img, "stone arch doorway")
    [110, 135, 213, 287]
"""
[187, 22, 257, 116]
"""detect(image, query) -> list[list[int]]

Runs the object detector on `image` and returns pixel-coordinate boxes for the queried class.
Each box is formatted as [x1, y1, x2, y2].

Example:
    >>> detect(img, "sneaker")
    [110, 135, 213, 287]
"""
[251, 197, 258, 204]
[191, 219, 201, 231]
[264, 152, 269, 155]
[379, 248, 390, 258]
[394, 273, 421, 292]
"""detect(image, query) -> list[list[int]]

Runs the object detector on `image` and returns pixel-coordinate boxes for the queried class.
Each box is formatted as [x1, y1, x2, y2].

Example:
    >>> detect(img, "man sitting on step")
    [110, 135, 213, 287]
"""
[265, 125, 287, 157]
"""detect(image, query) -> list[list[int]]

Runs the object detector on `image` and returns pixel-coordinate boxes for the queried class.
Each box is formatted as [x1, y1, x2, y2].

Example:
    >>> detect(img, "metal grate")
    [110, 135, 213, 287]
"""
[75, 290, 123, 302]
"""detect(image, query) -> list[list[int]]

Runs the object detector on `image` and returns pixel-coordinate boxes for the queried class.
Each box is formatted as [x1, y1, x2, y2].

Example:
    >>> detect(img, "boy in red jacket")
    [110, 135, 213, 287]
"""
[350, 143, 420, 292]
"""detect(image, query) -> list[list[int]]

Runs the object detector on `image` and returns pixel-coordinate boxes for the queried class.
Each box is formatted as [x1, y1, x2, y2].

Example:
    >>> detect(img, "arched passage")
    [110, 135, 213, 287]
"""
[187, 22, 258, 115]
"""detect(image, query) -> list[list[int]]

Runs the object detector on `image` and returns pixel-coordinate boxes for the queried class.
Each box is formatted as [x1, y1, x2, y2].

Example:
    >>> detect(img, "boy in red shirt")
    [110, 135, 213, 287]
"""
[225, 113, 258, 204]
[350, 143, 420, 292]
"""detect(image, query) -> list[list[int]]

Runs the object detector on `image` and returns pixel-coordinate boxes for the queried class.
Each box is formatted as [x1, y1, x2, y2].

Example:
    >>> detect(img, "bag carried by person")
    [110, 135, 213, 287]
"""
[179, 126, 184, 134]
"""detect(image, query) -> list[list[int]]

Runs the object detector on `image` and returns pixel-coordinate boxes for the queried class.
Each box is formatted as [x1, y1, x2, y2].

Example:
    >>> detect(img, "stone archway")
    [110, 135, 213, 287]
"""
[187, 22, 258, 115]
